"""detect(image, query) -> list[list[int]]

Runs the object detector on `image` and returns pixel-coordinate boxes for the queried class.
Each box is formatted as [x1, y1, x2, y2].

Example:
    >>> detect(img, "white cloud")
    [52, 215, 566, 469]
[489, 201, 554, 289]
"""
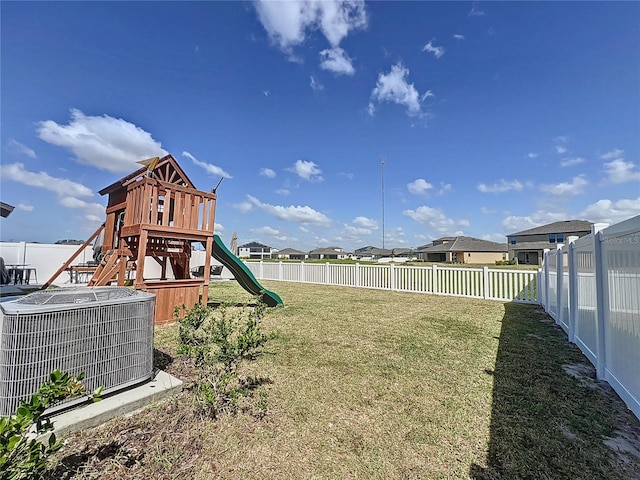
[276, 189, 291, 195]
[481, 233, 506, 243]
[580, 197, 640, 225]
[260, 167, 276, 178]
[343, 224, 372, 236]
[310, 75, 324, 91]
[182, 151, 232, 178]
[299, 226, 310, 233]
[319, 47, 355, 75]
[16, 203, 34, 212]
[251, 226, 280, 236]
[214, 223, 225, 233]
[254, 0, 367, 51]
[540, 175, 588, 196]
[8, 139, 36, 158]
[0, 163, 105, 223]
[527, 152, 538, 158]
[601, 148, 624, 161]
[480, 207, 496, 214]
[477, 179, 524, 193]
[352, 216, 378, 229]
[37, 109, 167, 173]
[402, 205, 463, 235]
[407, 178, 433, 195]
[370, 63, 426, 116]
[289, 159, 323, 181]
[560, 157, 586, 167]
[602, 150, 640, 183]
[58, 197, 105, 219]
[501, 210, 568, 233]
[247, 195, 331, 225]
[468, 2, 485, 16]
[555, 145, 567, 154]
[233, 201, 253, 213]
[0, 162, 93, 198]
[437, 183, 452, 195]
[422, 40, 445, 58]
[453, 34, 465, 40]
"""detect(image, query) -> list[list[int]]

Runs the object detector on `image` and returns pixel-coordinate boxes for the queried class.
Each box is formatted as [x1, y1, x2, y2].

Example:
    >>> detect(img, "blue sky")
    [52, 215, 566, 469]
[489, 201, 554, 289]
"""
[1, 1, 639, 251]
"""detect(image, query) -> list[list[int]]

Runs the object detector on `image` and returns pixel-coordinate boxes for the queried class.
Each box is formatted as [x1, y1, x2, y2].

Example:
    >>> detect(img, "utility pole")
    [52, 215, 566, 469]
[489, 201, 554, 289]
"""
[380, 156, 386, 249]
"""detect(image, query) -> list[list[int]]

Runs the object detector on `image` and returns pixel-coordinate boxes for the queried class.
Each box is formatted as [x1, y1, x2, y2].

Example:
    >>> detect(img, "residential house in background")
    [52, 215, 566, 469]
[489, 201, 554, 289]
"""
[354, 245, 391, 260]
[274, 248, 307, 260]
[415, 236, 507, 264]
[237, 241, 277, 259]
[506, 219, 593, 265]
[308, 246, 349, 260]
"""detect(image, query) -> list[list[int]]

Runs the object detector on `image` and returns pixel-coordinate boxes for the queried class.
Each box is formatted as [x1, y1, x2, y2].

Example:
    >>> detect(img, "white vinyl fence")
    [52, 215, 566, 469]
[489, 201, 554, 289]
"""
[243, 261, 538, 304]
[540, 215, 640, 419]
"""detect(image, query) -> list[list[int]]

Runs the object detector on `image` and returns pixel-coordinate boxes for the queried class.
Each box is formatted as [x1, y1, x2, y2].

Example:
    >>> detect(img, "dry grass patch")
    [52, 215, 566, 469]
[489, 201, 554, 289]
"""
[48, 281, 640, 479]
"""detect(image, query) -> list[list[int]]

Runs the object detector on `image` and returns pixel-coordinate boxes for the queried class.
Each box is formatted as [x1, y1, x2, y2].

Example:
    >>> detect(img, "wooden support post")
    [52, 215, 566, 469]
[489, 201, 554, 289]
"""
[41, 224, 105, 289]
[135, 230, 148, 289]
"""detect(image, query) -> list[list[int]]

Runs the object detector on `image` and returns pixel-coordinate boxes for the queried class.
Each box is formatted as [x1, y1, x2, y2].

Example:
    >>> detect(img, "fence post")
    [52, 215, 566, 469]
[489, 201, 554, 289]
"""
[389, 263, 395, 291]
[482, 266, 489, 300]
[278, 261, 283, 281]
[432, 264, 439, 294]
[301, 261, 305, 282]
[355, 263, 360, 287]
[325, 262, 330, 285]
[556, 244, 564, 326]
[592, 225, 608, 380]
[536, 269, 542, 305]
[259, 261, 264, 279]
[566, 237, 579, 342]
[542, 249, 550, 312]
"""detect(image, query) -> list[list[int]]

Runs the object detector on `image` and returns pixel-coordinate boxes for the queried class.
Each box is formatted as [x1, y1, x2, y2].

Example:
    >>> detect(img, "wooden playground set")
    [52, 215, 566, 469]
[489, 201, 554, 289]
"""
[43, 154, 281, 323]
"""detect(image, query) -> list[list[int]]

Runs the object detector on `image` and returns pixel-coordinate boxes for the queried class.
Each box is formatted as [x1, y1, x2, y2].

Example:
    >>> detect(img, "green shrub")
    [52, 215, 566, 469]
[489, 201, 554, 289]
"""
[0, 370, 102, 480]
[495, 259, 517, 265]
[175, 299, 271, 418]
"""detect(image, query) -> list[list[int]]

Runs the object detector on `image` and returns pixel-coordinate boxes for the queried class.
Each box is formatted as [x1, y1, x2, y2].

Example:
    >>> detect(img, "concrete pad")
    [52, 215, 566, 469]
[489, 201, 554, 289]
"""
[45, 370, 182, 440]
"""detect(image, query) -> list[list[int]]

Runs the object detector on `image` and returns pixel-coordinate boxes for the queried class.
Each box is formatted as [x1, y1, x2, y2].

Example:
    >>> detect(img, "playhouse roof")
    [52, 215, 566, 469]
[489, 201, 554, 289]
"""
[98, 154, 196, 196]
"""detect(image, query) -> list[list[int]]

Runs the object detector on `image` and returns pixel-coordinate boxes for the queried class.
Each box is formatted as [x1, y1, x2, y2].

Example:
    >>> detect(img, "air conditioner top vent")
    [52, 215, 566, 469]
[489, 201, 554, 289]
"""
[14, 286, 139, 305]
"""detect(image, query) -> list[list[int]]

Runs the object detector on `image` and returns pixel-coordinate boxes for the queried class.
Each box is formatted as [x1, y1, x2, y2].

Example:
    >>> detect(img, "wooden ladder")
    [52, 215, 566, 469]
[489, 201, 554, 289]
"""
[88, 248, 131, 286]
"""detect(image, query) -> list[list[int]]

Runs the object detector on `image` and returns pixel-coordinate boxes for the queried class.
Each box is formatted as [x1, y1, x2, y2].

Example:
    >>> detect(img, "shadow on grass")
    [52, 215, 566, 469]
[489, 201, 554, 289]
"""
[470, 302, 638, 480]
[153, 348, 173, 370]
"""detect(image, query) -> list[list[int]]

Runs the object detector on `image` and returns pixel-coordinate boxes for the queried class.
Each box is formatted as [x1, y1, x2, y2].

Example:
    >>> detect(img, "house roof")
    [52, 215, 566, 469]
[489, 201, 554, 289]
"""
[507, 220, 593, 237]
[277, 248, 306, 255]
[98, 154, 196, 196]
[415, 236, 507, 253]
[239, 241, 272, 249]
[309, 246, 344, 255]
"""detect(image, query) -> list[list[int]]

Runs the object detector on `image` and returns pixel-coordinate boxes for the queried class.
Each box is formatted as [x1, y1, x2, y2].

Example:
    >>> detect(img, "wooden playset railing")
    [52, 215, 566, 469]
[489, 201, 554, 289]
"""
[121, 178, 216, 238]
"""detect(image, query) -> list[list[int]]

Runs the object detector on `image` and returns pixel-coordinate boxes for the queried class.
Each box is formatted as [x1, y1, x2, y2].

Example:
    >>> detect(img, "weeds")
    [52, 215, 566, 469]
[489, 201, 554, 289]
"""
[175, 299, 271, 418]
[0, 370, 101, 480]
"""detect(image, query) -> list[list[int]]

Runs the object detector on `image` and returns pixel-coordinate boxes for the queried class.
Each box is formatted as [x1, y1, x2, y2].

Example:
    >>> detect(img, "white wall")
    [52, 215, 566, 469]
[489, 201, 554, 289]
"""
[0, 242, 233, 285]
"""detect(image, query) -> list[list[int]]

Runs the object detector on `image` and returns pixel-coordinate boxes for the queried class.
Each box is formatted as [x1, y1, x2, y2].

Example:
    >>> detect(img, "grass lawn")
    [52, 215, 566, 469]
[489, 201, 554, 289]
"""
[49, 281, 640, 479]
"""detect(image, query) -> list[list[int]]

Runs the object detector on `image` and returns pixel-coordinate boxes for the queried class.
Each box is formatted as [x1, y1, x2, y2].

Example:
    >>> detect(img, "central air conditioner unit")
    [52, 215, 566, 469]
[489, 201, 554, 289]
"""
[0, 286, 155, 416]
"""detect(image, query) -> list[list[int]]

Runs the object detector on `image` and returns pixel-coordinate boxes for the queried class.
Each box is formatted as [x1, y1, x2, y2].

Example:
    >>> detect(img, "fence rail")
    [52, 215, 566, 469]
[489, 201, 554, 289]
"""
[540, 215, 640, 420]
[243, 261, 539, 304]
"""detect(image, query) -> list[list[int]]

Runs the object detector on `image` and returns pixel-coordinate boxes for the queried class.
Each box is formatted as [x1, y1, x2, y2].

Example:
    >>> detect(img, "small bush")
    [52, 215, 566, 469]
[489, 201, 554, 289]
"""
[495, 259, 517, 266]
[0, 370, 102, 480]
[175, 299, 271, 418]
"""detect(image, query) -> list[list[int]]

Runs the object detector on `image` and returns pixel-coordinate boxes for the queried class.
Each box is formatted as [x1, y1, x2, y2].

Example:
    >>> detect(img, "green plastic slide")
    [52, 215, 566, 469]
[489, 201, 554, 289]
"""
[205, 235, 283, 307]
